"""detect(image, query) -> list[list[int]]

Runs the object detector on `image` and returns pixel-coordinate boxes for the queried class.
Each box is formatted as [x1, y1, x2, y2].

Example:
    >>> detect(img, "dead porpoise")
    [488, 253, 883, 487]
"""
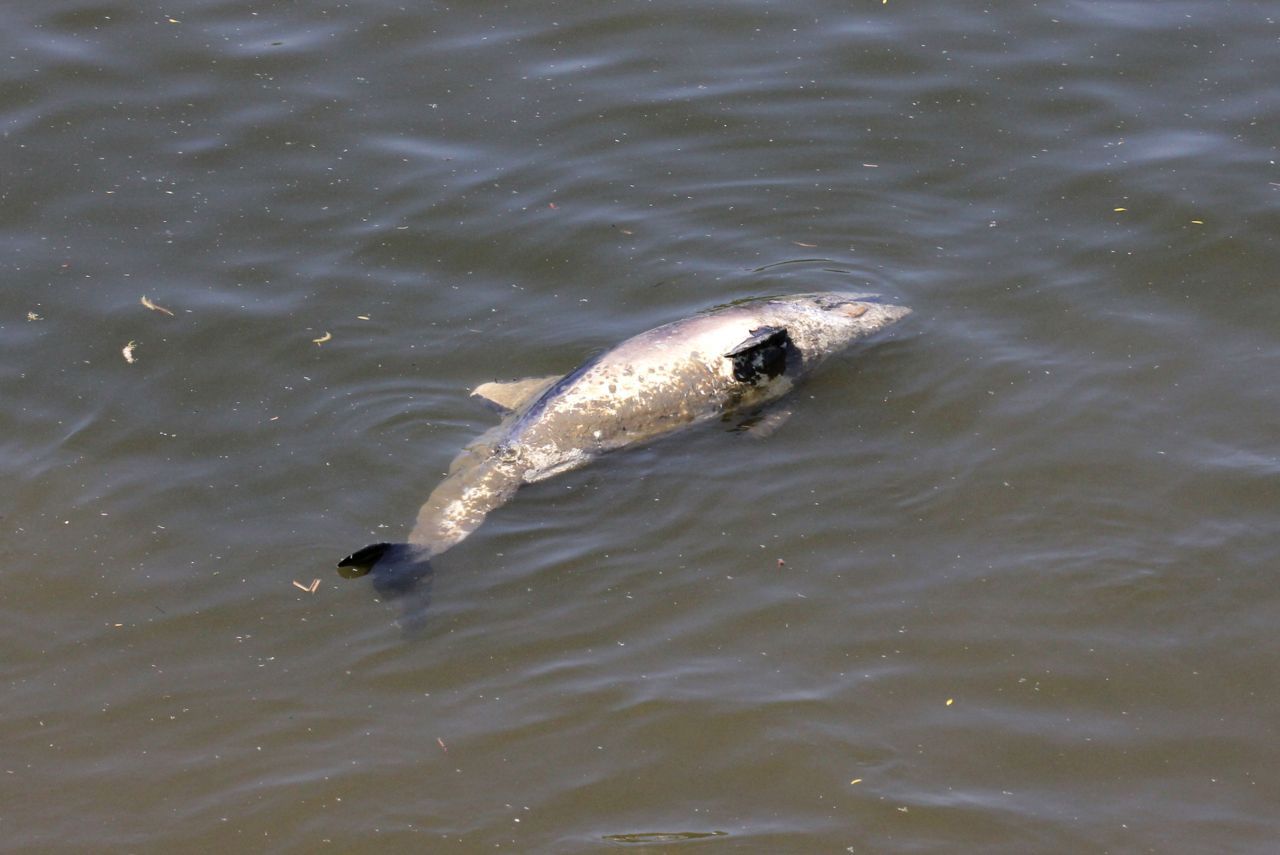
[338, 292, 910, 604]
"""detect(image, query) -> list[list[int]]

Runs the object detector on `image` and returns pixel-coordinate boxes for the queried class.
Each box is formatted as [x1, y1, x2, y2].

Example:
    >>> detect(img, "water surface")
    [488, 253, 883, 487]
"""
[3, 0, 1279, 851]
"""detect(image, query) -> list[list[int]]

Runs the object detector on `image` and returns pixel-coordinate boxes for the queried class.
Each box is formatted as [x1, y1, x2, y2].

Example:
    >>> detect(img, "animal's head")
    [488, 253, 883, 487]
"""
[761, 292, 911, 366]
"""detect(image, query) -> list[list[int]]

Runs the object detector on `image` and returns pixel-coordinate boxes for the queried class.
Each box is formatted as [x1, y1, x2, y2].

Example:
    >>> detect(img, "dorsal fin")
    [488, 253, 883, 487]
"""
[725, 326, 792, 383]
[470, 375, 562, 413]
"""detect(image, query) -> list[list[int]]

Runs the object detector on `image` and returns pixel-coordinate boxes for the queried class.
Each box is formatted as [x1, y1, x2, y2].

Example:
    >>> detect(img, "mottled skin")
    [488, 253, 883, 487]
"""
[340, 292, 909, 579]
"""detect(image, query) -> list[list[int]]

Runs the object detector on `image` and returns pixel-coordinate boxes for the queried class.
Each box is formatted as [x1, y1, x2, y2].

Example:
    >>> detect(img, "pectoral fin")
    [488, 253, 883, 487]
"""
[470, 375, 562, 413]
[734, 408, 793, 439]
[725, 326, 792, 383]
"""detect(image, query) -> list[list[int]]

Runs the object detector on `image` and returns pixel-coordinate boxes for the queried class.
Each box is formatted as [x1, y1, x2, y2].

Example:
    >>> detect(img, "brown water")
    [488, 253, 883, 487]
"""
[4, 0, 1279, 851]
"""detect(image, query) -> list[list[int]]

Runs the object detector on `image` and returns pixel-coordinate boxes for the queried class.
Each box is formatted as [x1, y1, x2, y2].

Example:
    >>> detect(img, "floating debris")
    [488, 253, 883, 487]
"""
[312, 331, 332, 345]
[1113, 207, 1127, 212]
[436, 737, 448, 752]
[292, 579, 321, 593]
[792, 241, 817, 248]
[27, 311, 41, 321]
[141, 295, 175, 316]
[122, 340, 138, 364]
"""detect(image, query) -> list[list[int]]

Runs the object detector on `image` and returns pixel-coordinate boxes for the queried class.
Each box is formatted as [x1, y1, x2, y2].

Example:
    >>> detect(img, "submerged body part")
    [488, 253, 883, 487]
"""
[338, 292, 910, 582]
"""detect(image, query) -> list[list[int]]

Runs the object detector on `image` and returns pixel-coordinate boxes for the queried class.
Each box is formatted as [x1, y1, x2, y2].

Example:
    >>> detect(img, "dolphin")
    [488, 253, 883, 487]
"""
[338, 292, 910, 593]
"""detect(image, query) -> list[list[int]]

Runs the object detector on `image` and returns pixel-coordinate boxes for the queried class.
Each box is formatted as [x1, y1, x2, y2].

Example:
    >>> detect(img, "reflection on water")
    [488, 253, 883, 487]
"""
[3, 0, 1279, 850]
[603, 830, 729, 844]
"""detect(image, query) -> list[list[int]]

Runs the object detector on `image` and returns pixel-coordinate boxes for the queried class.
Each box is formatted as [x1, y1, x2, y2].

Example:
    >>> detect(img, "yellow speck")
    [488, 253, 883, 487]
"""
[850, 778, 863, 785]
[167, 17, 180, 23]
[313, 331, 332, 345]
[356, 315, 371, 320]
[1113, 207, 1127, 212]
[1190, 219, 1204, 224]
[946, 698, 954, 706]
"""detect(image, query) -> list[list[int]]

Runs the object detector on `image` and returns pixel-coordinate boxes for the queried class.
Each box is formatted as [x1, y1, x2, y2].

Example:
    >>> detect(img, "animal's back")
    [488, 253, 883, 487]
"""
[508, 308, 773, 469]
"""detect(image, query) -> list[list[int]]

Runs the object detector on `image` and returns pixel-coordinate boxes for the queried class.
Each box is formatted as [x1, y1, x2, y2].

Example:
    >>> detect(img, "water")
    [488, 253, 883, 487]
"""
[4, 0, 1279, 851]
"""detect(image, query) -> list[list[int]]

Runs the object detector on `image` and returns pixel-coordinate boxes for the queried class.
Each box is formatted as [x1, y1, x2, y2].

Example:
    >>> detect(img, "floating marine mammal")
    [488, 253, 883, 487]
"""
[338, 292, 910, 587]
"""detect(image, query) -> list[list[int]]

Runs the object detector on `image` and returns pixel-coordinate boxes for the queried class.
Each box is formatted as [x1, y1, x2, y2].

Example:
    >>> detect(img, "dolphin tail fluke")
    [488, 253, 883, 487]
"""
[338, 541, 394, 575]
[335, 540, 430, 588]
[337, 541, 435, 630]
[337, 541, 430, 580]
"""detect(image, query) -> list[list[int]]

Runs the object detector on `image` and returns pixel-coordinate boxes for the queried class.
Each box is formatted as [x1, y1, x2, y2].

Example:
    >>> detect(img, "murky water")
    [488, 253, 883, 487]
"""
[4, 0, 1279, 851]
